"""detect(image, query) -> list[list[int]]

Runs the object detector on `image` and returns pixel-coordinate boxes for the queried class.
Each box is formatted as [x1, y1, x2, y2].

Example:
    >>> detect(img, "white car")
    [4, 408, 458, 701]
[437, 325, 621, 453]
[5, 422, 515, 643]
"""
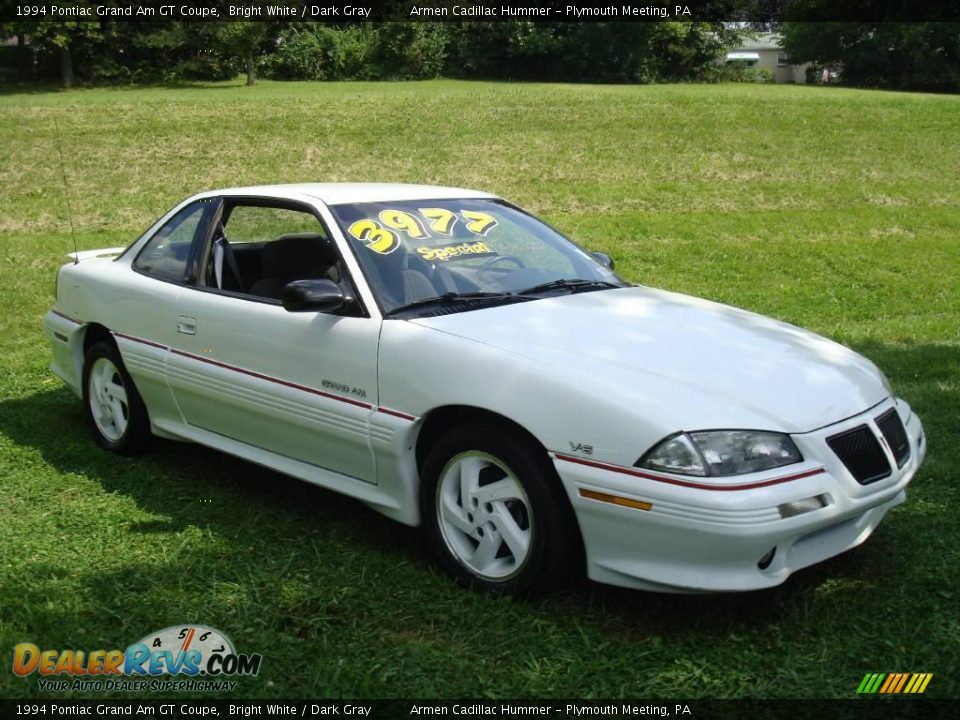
[44, 183, 926, 594]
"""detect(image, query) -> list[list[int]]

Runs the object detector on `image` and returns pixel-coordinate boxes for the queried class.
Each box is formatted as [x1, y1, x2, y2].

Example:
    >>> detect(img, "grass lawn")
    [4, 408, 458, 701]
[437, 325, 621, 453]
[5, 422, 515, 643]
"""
[0, 79, 958, 700]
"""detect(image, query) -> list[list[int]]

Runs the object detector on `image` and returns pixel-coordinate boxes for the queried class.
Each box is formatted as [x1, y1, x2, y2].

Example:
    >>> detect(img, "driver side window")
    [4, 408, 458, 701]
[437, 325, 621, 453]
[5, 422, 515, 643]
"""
[201, 201, 355, 310]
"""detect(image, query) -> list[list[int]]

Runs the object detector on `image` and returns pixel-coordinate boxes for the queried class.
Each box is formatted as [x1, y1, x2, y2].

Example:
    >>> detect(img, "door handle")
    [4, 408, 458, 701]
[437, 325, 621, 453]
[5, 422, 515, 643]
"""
[176, 316, 197, 335]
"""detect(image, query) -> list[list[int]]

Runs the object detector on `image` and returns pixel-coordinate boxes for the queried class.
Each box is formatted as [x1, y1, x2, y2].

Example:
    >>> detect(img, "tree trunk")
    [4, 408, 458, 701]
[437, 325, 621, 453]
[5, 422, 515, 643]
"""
[245, 48, 255, 86]
[16, 34, 30, 82]
[60, 45, 73, 87]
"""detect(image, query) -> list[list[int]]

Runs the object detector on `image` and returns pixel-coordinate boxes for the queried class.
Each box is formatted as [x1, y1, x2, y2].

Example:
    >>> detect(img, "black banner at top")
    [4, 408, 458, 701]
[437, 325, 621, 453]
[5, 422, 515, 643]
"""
[2, 0, 960, 23]
[0, 699, 957, 720]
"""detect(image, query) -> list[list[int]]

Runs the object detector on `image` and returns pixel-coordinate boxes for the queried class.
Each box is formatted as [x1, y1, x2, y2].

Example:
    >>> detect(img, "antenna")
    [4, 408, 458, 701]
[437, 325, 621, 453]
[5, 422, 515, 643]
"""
[53, 116, 79, 264]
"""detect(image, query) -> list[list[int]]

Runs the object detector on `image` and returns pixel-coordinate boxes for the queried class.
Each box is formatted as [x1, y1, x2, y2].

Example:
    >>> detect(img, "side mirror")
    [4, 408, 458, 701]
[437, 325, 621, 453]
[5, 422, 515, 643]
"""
[282, 279, 350, 313]
[591, 251, 615, 271]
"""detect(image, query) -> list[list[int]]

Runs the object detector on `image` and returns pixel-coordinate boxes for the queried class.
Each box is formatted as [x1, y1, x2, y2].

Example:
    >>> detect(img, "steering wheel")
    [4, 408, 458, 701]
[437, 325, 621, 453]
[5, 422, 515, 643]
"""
[478, 254, 526, 281]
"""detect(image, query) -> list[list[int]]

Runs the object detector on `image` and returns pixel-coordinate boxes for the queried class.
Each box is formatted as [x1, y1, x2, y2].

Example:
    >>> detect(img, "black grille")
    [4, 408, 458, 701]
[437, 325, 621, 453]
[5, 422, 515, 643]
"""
[876, 409, 911, 468]
[826, 425, 891, 485]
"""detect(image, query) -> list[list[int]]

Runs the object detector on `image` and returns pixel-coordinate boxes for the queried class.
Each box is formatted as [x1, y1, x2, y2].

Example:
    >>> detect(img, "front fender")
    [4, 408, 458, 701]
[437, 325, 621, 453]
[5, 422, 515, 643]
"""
[377, 320, 674, 468]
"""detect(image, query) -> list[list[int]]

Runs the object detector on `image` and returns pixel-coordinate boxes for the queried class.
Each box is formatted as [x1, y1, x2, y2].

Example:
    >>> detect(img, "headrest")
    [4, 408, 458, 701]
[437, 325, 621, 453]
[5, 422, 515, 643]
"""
[261, 233, 337, 277]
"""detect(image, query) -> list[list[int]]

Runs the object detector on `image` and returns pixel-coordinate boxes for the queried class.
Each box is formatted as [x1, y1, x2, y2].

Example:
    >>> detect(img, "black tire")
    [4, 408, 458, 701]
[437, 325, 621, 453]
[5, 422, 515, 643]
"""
[420, 422, 582, 596]
[82, 341, 152, 455]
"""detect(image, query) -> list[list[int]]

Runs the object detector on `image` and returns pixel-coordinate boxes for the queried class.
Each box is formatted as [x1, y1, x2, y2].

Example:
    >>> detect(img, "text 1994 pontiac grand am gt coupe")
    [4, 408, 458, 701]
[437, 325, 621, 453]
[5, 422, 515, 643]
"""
[44, 183, 926, 594]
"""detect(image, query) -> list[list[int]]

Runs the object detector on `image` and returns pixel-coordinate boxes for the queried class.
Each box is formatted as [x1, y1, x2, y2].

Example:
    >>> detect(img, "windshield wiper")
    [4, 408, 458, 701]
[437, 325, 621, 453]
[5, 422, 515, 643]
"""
[516, 278, 624, 296]
[385, 292, 522, 318]
[385, 281, 623, 317]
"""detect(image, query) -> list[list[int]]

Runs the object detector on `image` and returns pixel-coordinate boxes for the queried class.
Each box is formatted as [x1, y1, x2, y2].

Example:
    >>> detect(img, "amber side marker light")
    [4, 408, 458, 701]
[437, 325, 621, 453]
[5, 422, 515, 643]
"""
[579, 488, 652, 511]
[778, 495, 827, 519]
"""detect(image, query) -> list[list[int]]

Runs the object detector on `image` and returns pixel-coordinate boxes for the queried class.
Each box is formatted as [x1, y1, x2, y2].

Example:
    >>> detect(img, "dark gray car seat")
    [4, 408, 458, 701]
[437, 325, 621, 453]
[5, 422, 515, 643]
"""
[249, 233, 340, 299]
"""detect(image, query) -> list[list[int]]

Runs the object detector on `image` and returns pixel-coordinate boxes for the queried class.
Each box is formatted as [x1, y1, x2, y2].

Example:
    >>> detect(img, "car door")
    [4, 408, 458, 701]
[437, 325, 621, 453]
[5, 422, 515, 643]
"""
[164, 197, 379, 483]
[112, 198, 219, 431]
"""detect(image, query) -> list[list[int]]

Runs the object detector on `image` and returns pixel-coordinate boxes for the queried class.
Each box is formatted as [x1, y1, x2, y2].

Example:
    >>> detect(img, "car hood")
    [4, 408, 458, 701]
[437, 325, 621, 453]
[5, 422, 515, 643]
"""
[410, 286, 887, 434]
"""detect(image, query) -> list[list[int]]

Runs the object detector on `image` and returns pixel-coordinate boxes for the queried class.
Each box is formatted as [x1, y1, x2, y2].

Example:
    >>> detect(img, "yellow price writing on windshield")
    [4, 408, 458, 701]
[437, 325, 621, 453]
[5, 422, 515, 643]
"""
[418, 208, 458, 235]
[460, 210, 498, 236]
[379, 209, 428, 239]
[348, 219, 399, 254]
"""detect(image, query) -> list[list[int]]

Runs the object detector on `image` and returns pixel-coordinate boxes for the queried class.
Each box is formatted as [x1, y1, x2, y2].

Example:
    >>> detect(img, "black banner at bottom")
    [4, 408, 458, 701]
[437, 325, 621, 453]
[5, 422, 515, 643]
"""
[0, 699, 955, 720]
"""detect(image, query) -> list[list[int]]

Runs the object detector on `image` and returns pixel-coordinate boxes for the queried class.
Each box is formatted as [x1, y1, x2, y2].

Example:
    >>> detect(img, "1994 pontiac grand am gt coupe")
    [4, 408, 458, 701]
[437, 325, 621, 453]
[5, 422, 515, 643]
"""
[44, 183, 926, 594]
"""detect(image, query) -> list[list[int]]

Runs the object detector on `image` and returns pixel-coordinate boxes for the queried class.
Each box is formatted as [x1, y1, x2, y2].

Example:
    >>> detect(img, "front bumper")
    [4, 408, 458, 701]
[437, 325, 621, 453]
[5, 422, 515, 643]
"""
[554, 397, 925, 593]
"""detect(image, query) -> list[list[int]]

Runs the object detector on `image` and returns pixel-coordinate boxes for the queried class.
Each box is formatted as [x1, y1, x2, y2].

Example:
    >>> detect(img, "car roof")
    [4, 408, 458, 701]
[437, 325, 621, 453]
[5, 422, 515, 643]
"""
[200, 183, 498, 206]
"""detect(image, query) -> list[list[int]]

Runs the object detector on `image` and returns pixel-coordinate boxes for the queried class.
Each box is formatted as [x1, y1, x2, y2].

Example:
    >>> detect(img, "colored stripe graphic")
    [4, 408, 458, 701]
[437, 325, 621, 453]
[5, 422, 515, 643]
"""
[879, 673, 897, 694]
[857, 672, 932, 694]
[856, 673, 881, 694]
[914, 673, 933, 694]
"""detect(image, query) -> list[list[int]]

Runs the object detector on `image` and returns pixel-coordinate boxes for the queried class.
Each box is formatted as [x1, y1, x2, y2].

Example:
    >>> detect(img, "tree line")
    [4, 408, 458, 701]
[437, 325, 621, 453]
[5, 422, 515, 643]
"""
[0, 21, 748, 87]
[1, 17, 957, 92]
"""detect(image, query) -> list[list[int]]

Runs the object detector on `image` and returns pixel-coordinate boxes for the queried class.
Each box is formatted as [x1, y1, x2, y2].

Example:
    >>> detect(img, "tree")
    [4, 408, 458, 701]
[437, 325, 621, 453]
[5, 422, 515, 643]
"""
[5, 18, 102, 86]
[780, 0, 960, 92]
[781, 21, 960, 91]
[208, 22, 275, 86]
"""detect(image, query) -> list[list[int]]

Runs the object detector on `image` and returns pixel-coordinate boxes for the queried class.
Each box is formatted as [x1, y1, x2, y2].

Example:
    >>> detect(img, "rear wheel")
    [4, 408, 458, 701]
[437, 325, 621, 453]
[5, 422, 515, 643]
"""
[420, 423, 580, 595]
[82, 341, 151, 455]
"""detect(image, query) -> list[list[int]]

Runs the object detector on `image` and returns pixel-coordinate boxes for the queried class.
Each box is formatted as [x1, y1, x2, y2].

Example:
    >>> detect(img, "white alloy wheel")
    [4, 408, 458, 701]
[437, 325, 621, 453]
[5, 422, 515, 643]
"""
[87, 356, 130, 442]
[436, 451, 534, 581]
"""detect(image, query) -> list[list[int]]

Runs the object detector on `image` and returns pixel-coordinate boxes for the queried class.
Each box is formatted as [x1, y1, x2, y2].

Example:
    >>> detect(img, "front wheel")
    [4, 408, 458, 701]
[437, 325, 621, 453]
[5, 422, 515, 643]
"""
[82, 341, 152, 455]
[420, 423, 581, 595]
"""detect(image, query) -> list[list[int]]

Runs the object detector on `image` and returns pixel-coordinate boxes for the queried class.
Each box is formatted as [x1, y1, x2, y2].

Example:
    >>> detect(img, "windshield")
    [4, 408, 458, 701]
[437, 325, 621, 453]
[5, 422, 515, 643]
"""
[330, 198, 624, 315]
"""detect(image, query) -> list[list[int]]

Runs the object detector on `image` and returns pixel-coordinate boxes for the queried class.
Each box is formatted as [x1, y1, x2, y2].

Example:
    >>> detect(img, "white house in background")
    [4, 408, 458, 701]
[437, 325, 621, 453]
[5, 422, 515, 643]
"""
[724, 32, 809, 83]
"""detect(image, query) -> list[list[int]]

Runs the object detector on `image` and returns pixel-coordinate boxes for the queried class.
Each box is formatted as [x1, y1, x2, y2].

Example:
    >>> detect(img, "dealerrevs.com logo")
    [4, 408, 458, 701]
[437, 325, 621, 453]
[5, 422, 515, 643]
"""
[13, 625, 261, 693]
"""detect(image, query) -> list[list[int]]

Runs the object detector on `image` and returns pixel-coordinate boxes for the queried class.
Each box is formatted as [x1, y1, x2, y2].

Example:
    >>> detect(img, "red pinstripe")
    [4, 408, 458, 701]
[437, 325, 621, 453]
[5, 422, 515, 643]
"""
[555, 453, 825, 491]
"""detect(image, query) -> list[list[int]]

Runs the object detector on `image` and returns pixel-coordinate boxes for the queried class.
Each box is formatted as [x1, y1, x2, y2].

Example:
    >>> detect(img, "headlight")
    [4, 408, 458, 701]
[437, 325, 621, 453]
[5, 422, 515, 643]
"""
[638, 431, 803, 477]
